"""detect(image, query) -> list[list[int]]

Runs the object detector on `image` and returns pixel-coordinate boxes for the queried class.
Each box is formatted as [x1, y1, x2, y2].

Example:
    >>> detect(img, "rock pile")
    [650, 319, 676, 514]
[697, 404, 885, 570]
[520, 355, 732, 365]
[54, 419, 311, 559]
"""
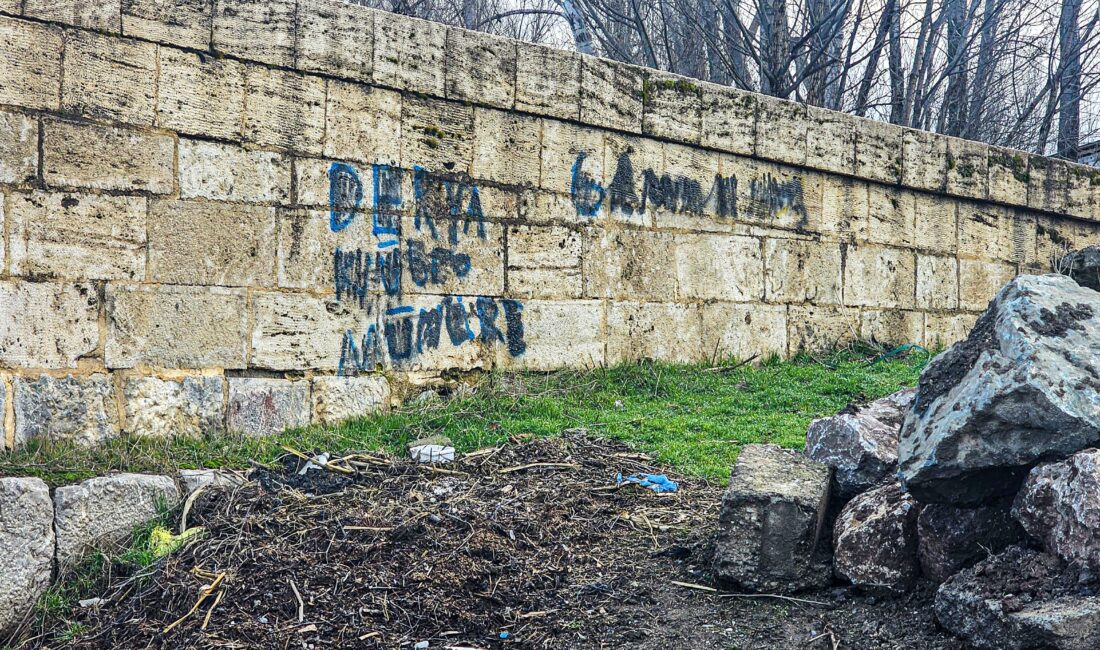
[713, 270, 1100, 649]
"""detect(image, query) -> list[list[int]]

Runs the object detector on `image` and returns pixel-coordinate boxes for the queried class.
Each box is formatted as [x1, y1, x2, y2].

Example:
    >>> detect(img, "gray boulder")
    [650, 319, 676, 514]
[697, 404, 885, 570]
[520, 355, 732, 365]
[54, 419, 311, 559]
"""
[1066, 246, 1100, 292]
[713, 444, 831, 593]
[898, 274, 1100, 505]
[0, 478, 54, 634]
[833, 482, 920, 592]
[917, 501, 1021, 583]
[54, 473, 180, 567]
[1013, 449, 1100, 572]
[935, 546, 1100, 650]
[805, 388, 914, 501]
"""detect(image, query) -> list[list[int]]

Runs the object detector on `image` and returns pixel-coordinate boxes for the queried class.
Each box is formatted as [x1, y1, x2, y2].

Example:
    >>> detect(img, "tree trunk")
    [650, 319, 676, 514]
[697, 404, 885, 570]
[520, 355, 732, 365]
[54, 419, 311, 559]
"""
[1057, 0, 1083, 159]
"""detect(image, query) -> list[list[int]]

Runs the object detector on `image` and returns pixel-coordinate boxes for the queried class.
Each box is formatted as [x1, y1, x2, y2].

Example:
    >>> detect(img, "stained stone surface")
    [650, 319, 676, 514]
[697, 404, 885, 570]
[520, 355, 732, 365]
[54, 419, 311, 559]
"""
[0, 478, 54, 634]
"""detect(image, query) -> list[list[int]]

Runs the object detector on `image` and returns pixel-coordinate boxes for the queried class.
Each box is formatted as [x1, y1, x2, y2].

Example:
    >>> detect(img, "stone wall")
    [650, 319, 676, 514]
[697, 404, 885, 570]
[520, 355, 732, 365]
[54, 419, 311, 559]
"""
[0, 0, 1098, 447]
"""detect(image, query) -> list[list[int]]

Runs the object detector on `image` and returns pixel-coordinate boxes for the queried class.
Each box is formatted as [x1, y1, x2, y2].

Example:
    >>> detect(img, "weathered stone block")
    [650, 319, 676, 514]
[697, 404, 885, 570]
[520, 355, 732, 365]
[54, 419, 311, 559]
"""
[819, 175, 869, 239]
[372, 10, 446, 95]
[844, 245, 916, 309]
[987, 146, 1029, 206]
[9, 192, 146, 280]
[122, 0, 212, 50]
[24, 0, 119, 32]
[0, 281, 99, 369]
[472, 108, 541, 187]
[863, 186, 915, 247]
[924, 312, 978, 349]
[650, 142, 726, 232]
[250, 291, 373, 371]
[401, 215, 505, 297]
[606, 301, 702, 364]
[958, 259, 1016, 311]
[755, 96, 807, 167]
[945, 136, 988, 199]
[834, 483, 920, 593]
[788, 305, 860, 353]
[374, 292, 499, 371]
[737, 159, 824, 231]
[643, 73, 702, 144]
[43, 119, 174, 194]
[915, 254, 959, 311]
[400, 95, 474, 173]
[515, 45, 580, 121]
[295, 0, 373, 81]
[156, 48, 246, 140]
[1028, 157, 1069, 214]
[853, 116, 903, 185]
[806, 105, 855, 175]
[243, 65, 326, 154]
[584, 228, 677, 300]
[1036, 215, 1077, 269]
[902, 128, 948, 192]
[0, 477, 54, 634]
[539, 119, 604, 196]
[311, 375, 389, 425]
[54, 474, 180, 566]
[445, 27, 515, 109]
[675, 234, 763, 301]
[148, 199, 276, 287]
[178, 139, 290, 203]
[213, 0, 294, 67]
[958, 203, 1017, 263]
[602, 134, 664, 227]
[123, 375, 225, 437]
[701, 83, 755, 156]
[713, 444, 831, 593]
[276, 207, 365, 291]
[324, 81, 401, 166]
[61, 31, 156, 125]
[579, 56, 643, 134]
[13, 374, 118, 446]
[227, 377, 309, 436]
[1066, 162, 1096, 221]
[506, 225, 582, 299]
[763, 237, 842, 305]
[0, 18, 62, 111]
[106, 284, 249, 369]
[913, 193, 958, 254]
[0, 110, 37, 185]
[495, 299, 604, 370]
[861, 309, 924, 346]
[700, 303, 788, 362]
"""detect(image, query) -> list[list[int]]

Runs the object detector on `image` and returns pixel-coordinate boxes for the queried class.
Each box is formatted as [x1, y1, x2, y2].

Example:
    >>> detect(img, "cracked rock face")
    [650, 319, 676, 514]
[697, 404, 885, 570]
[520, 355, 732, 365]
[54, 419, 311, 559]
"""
[1013, 449, 1100, 572]
[917, 501, 1021, 583]
[0, 478, 54, 635]
[833, 482, 920, 593]
[1066, 246, 1100, 293]
[898, 274, 1100, 505]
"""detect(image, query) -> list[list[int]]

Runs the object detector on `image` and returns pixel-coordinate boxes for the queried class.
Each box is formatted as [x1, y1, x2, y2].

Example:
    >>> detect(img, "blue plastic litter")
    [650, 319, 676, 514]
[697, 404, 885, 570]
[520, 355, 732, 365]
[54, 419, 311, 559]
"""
[615, 472, 679, 493]
[499, 632, 510, 639]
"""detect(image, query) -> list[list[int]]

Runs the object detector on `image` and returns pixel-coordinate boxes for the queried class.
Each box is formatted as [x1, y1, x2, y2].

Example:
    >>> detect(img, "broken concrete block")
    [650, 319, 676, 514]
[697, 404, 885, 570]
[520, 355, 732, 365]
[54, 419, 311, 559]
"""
[833, 482, 920, 593]
[0, 477, 54, 635]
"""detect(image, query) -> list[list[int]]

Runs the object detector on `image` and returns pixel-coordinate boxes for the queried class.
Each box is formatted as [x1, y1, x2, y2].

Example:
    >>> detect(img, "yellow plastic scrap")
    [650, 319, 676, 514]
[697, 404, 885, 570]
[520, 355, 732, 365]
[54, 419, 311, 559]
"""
[149, 525, 205, 558]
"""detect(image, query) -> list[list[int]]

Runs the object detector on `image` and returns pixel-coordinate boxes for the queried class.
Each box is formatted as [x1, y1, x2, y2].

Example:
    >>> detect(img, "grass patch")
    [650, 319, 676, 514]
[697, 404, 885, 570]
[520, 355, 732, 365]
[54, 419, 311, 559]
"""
[1, 347, 929, 486]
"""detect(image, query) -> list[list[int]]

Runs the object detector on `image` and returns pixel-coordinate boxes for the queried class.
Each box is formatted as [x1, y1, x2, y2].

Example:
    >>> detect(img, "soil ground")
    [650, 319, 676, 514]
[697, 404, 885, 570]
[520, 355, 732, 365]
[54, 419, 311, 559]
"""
[24, 434, 964, 650]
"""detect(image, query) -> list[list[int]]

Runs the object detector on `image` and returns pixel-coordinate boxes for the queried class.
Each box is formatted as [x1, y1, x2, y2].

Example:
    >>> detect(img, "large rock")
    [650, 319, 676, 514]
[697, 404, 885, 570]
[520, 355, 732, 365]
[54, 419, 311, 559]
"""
[805, 389, 914, 500]
[917, 501, 1022, 583]
[713, 444, 831, 593]
[935, 546, 1100, 649]
[0, 478, 54, 634]
[1013, 450, 1100, 571]
[833, 482, 920, 592]
[54, 473, 180, 567]
[898, 274, 1100, 505]
[1066, 246, 1100, 292]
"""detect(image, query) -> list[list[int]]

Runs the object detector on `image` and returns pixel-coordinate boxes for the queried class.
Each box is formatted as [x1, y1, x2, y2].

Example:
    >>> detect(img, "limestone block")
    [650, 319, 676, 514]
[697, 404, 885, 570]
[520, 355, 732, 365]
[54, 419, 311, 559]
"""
[324, 81, 402, 166]
[521, 189, 592, 227]
[471, 108, 541, 187]
[1078, 221, 1100, 250]
[755, 96, 808, 167]
[123, 376, 224, 437]
[61, 31, 156, 125]
[1066, 162, 1096, 220]
[583, 228, 677, 301]
[374, 292, 500, 371]
[1028, 157, 1069, 214]
[445, 27, 516, 109]
[495, 299, 604, 370]
[0, 110, 37, 185]
[106, 284, 249, 369]
[958, 259, 1016, 311]
[579, 56, 643, 134]
[12, 374, 118, 446]
[924, 312, 978, 349]
[506, 225, 582, 299]
[853, 116, 903, 185]
[606, 301, 702, 364]
[788, 305, 860, 353]
[603, 134, 664, 227]
[0, 18, 62, 111]
[763, 237, 842, 305]
[43, 119, 174, 194]
[737, 159, 823, 232]
[642, 73, 702, 144]
[24, 0, 119, 32]
[863, 186, 915, 248]
[701, 303, 788, 362]
[987, 147, 1029, 206]
[156, 48, 246, 140]
[844, 245, 916, 309]
[861, 309, 924, 346]
[700, 83, 755, 156]
[9, 192, 146, 280]
[915, 254, 959, 311]
[122, 0, 212, 49]
[515, 45, 580, 121]
[242, 66, 325, 154]
[901, 129, 947, 193]
[372, 10, 446, 96]
[945, 136, 988, 200]
[311, 375, 389, 425]
[539, 119, 605, 196]
[675, 234, 763, 302]
[212, 0, 294, 67]
[1036, 215, 1077, 269]
[1009, 211, 1039, 269]
[400, 95, 474, 173]
[275, 207, 371, 291]
[296, 0, 373, 81]
[0, 478, 54, 634]
[958, 203, 1017, 263]
[178, 139, 290, 203]
[54, 474, 180, 566]
[806, 105, 855, 175]
[0, 281, 99, 368]
[819, 175, 869, 240]
[0, 0, 15, 13]
[401, 214, 505, 298]
[250, 291, 374, 371]
[651, 142, 726, 232]
[290, 157, 336, 208]
[227, 377, 310, 436]
[913, 193, 958, 254]
[148, 199, 276, 287]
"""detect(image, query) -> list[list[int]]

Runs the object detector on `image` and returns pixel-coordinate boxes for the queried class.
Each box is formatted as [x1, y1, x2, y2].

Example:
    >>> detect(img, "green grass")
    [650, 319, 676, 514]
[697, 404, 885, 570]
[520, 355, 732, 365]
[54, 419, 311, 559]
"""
[0, 347, 929, 487]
